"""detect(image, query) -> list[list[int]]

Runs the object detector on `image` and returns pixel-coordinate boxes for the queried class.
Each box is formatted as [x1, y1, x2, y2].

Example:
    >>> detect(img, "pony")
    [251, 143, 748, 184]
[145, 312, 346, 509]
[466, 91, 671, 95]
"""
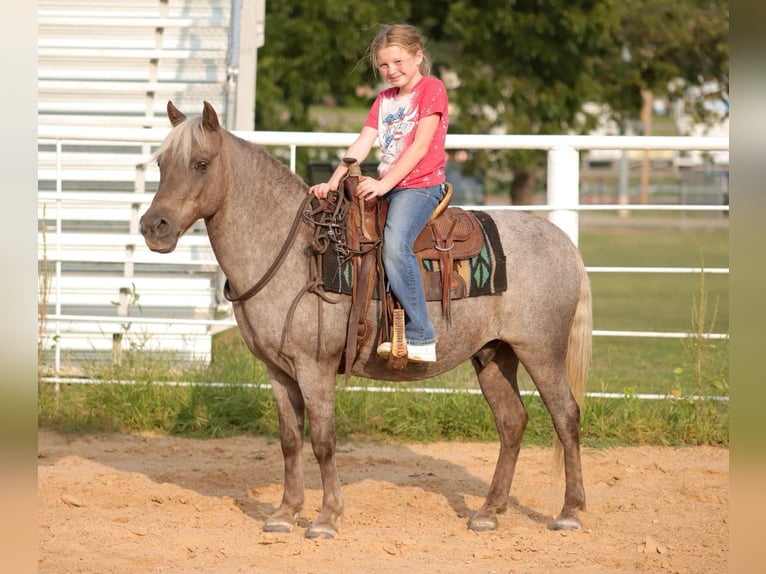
[140, 101, 592, 539]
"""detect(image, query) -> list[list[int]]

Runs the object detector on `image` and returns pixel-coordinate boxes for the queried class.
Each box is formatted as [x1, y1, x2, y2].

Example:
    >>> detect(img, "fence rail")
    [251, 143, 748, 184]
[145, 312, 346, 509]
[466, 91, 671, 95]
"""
[40, 376, 729, 403]
[38, 127, 729, 374]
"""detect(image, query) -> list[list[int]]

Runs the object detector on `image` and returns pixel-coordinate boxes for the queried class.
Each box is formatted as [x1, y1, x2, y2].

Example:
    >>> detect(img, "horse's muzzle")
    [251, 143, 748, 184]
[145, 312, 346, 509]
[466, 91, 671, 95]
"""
[140, 212, 178, 253]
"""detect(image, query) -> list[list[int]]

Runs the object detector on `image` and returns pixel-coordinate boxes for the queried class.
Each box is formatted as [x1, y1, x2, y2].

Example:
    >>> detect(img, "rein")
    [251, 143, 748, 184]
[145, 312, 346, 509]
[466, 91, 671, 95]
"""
[223, 193, 315, 303]
[222, 182, 364, 372]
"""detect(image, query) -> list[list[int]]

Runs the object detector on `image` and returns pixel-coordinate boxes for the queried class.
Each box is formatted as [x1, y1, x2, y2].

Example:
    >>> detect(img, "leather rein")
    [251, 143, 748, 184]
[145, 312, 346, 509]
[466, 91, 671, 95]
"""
[222, 193, 315, 303]
[222, 190, 352, 304]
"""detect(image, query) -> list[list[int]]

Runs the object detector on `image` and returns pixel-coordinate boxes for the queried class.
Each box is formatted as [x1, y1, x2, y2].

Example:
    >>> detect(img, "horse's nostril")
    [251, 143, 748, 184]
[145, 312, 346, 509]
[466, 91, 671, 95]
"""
[141, 215, 169, 237]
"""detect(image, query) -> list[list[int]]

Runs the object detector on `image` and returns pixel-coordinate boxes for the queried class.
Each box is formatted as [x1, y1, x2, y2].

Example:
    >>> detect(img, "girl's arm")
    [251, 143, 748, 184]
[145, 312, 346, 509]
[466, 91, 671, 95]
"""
[356, 113, 440, 200]
[309, 126, 378, 198]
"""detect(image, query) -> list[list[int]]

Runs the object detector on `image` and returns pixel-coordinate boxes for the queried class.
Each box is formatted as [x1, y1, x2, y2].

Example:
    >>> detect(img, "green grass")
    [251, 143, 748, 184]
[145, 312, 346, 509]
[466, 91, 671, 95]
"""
[581, 223, 728, 399]
[581, 224, 728, 269]
[651, 114, 680, 136]
[38, 219, 728, 446]
[38, 376, 728, 447]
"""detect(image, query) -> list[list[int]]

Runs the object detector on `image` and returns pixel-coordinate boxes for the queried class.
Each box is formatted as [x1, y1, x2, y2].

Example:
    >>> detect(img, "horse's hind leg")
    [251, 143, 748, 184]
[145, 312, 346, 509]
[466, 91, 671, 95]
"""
[263, 368, 307, 533]
[522, 355, 586, 530]
[470, 343, 528, 531]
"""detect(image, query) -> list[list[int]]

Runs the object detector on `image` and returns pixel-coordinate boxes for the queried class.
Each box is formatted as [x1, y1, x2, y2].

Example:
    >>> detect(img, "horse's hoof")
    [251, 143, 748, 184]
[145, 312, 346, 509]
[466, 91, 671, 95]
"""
[468, 516, 498, 532]
[263, 521, 294, 533]
[305, 525, 338, 539]
[549, 516, 582, 531]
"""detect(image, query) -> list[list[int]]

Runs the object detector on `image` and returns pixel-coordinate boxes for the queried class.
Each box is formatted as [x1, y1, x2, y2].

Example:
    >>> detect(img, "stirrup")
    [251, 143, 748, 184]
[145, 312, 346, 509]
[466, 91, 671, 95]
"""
[386, 308, 408, 370]
[377, 342, 436, 364]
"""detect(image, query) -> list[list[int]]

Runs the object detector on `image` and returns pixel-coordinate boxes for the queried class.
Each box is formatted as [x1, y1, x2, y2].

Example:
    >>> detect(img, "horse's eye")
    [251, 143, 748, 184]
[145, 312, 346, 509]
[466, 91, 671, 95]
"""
[193, 160, 209, 172]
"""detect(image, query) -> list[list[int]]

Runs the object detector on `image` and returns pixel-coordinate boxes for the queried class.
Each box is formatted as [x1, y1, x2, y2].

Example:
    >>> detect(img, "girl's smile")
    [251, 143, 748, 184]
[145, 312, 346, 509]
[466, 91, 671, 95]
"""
[376, 45, 423, 95]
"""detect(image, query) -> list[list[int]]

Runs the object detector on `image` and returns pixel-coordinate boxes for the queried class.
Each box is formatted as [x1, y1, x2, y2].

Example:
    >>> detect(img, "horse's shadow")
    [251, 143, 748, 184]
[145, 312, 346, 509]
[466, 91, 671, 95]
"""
[38, 430, 553, 530]
[330, 440, 553, 528]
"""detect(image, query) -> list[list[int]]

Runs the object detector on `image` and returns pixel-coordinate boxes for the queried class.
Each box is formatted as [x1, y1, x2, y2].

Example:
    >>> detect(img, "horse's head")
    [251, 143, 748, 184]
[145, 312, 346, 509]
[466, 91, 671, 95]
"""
[141, 101, 226, 253]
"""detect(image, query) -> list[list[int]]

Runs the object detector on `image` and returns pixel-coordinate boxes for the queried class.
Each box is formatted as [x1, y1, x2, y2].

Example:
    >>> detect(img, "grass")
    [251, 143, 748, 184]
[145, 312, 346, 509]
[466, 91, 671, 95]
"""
[37, 376, 728, 448]
[38, 217, 728, 447]
[581, 223, 728, 400]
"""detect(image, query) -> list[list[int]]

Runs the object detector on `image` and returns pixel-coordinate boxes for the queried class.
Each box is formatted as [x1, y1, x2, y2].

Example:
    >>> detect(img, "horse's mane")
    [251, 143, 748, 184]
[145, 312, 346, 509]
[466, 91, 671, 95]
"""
[153, 117, 211, 168]
[152, 116, 308, 190]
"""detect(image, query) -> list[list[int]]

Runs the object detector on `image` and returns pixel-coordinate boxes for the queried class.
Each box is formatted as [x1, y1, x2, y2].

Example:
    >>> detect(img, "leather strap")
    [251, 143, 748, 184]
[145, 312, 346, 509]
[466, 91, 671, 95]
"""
[223, 194, 314, 303]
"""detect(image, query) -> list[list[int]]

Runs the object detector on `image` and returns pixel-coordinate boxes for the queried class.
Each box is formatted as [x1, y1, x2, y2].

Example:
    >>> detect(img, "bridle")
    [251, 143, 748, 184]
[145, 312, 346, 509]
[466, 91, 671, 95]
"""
[223, 182, 361, 304]
[221, 182, 366, 366]
[222, 193, 315, 303]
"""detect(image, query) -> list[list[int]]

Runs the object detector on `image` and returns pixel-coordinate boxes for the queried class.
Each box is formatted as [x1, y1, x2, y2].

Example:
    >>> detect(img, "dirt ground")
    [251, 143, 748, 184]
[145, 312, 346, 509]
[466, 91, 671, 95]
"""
[38, 430, 728, 573]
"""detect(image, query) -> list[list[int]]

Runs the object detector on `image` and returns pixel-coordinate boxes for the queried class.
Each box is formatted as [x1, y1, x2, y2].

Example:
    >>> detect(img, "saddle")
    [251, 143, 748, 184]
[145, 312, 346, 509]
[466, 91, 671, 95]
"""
[335, 158, 485, 372]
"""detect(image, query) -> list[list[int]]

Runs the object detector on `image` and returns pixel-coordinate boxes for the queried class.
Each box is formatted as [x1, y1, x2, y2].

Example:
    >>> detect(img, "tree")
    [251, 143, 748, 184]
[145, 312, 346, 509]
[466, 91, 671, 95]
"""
[253, 1, 728, 204]
[596, 0, 728, 201]
[441, 0, 621, 204]
[599, 0, 728, 131]
[439, 0, 727, 204]
[255, 0, 409, 131]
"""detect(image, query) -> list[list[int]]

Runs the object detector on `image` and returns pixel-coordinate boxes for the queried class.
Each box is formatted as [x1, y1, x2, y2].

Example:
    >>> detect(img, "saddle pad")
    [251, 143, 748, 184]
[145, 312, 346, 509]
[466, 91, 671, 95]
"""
[320, 210, 507, 299]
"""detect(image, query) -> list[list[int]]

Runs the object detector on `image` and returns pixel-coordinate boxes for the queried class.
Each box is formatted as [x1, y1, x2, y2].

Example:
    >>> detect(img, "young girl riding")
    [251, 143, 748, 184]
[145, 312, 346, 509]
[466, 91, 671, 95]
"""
[309, 23, 449, 363]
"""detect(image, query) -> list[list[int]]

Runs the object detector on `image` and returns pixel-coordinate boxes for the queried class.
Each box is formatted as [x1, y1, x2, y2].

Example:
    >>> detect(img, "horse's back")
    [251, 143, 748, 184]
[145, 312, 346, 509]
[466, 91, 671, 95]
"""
[461, 208, 584, 317]
[346, 210, 588, 380]
[492, 210, 585, 294]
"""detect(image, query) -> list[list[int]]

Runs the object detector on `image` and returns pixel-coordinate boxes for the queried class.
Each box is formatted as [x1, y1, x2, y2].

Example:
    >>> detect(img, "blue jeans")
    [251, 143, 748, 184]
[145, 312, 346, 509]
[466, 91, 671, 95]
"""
[382, 183, 445, 345]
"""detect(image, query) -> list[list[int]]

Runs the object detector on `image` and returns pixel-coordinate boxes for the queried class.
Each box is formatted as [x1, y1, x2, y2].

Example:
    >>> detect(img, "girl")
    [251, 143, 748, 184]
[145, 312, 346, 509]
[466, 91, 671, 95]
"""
[309, 23, 448, 363]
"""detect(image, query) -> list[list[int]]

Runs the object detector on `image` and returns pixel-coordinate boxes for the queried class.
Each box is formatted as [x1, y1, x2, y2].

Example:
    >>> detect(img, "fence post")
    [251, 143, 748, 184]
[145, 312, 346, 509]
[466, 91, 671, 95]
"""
[113, 287, 130, 365]
[546, 146, 580, 246]
[54, 139, 63, 375]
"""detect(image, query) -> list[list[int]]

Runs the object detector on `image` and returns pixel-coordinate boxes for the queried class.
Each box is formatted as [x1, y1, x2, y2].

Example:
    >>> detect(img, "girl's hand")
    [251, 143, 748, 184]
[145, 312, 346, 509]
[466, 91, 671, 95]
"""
[355, 176, 387, 201]
[309, 182, 332, 199]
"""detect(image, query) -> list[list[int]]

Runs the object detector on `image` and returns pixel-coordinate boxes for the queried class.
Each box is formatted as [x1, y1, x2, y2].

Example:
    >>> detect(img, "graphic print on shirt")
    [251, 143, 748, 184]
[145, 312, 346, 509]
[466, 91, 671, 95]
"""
[378, 93, 417, 177]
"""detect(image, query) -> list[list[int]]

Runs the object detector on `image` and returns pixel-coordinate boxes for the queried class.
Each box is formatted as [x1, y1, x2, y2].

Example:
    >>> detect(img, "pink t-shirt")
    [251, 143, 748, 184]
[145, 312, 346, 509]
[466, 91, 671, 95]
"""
[364, 75, 449, 189]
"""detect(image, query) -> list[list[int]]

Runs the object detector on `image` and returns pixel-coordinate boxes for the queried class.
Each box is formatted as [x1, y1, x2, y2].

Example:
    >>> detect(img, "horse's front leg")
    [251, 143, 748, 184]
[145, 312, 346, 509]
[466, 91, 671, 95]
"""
[263, 368, 307, 533]
[301, 371, 344, 539]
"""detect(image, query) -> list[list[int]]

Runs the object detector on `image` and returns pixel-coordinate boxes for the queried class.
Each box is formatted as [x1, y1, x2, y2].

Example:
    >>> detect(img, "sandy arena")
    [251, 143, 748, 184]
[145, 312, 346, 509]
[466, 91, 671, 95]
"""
[38, 430, 728, 573]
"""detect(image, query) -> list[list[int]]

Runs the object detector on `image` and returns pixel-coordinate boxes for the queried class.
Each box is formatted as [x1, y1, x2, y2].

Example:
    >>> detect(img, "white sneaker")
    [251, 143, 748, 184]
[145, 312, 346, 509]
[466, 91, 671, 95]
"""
[376, 341, 436, 363]
[376, 342, 393, 358]
[407, 343, 436, 363]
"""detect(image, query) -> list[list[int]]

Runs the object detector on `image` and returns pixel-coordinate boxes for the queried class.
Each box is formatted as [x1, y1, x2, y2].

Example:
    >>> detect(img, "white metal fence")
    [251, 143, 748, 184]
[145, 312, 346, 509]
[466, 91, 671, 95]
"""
[37, 126, 729, 377]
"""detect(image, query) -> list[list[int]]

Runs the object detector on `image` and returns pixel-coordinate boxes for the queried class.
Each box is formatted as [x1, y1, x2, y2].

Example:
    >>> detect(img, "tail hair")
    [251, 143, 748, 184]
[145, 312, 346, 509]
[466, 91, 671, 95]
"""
[552, 253, 592, 474]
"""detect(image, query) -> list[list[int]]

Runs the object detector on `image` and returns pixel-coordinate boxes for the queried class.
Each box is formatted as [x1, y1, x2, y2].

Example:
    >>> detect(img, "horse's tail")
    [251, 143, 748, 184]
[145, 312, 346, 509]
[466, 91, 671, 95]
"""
[553, 252, 592, 474]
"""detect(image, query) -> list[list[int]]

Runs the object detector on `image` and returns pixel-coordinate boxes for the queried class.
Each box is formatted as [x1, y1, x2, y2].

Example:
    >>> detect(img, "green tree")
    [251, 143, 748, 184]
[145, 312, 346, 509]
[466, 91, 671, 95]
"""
[441, 0, 621, 203]
[255, 0, 409, 131]
[440, 0, 727, 204]
[599, 0, 728, 132]
[254, 1, 728, 204]
[596, 0, 728, 202]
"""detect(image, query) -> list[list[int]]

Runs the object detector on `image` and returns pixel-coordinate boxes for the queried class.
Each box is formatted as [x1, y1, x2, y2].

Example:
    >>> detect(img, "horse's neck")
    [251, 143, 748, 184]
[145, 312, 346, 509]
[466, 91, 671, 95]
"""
[205, 142, 309, 292]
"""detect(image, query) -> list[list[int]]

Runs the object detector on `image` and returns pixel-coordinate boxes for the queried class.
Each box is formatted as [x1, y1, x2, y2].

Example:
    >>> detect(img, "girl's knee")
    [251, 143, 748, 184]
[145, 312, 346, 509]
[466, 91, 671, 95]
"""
[382, 241, 407, 264]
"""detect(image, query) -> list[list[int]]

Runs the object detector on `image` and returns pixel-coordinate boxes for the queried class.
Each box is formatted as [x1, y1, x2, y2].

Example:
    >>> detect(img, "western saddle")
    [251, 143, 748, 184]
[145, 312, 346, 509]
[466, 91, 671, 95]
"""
[312, 158, 486, 372]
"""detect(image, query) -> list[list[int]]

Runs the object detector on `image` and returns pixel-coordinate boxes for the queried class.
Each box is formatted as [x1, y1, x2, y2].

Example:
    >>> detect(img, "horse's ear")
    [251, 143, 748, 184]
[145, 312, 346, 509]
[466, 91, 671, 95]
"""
[167, 101, 187, 126]
[202, 101, 220, 131]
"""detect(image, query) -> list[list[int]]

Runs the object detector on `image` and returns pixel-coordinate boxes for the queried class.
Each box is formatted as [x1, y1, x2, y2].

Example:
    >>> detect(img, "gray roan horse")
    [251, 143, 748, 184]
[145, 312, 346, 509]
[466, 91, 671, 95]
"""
[141, 101, 592, 539]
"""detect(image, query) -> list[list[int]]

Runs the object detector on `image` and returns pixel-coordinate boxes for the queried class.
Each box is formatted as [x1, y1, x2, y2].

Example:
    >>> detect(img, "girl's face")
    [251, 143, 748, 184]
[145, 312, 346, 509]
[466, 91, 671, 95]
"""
[375, 45, 423, 94]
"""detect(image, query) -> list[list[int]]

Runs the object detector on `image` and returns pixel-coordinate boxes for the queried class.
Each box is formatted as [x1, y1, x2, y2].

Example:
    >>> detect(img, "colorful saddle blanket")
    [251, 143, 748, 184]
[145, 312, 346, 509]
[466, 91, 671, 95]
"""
[321, 209, 507, 301]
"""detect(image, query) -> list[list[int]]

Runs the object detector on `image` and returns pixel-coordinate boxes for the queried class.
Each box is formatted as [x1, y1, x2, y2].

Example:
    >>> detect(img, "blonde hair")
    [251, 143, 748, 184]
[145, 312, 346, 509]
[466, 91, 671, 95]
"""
[368, 23, 431, 76]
